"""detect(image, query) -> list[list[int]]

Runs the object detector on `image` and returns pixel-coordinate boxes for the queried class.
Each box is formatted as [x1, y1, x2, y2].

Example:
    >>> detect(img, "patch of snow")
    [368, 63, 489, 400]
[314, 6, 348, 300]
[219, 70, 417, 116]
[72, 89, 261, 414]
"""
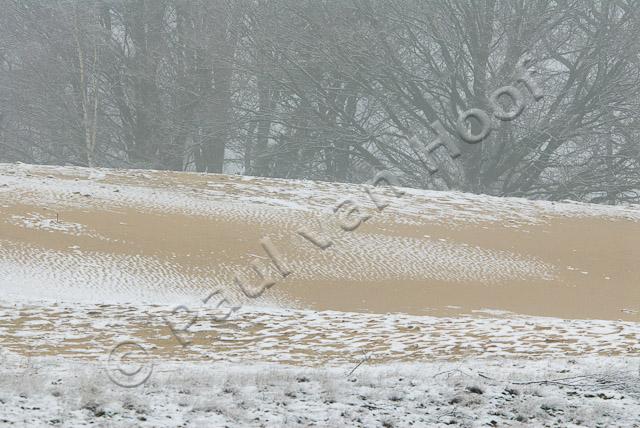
[0, 352, 638, 427]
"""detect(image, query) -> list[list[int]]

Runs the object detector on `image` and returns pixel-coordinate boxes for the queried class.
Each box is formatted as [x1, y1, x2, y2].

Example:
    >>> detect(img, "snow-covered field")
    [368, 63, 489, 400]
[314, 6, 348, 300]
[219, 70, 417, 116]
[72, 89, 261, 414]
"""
[1, 162, 639, 426]
[2, 351, 639, 427]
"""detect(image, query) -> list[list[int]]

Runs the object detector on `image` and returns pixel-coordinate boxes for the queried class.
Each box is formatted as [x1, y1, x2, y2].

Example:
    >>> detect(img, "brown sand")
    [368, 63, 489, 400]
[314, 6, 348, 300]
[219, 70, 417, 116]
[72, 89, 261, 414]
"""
[1, 164, 639, 362]
[1, 166, 639, 321]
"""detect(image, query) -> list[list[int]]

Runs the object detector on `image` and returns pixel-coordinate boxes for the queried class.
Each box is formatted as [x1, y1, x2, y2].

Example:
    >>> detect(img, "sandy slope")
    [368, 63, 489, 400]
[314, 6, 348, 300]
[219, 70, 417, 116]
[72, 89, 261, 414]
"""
[1, 163, 639, 317]
[1, 162, 640, 426]
[0, 163, 638, 359]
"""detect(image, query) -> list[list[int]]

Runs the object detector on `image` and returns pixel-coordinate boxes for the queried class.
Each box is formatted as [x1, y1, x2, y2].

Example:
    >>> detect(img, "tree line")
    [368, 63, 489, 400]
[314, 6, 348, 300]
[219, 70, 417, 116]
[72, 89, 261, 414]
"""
[1, 0, 639, 204]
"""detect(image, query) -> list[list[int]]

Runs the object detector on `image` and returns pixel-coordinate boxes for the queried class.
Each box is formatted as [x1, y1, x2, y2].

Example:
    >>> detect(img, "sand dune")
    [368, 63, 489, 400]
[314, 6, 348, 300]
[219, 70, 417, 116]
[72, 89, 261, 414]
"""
[1, 162, 639, 362]
[1, 163, 639, 321]
[2, 163, 640, 427]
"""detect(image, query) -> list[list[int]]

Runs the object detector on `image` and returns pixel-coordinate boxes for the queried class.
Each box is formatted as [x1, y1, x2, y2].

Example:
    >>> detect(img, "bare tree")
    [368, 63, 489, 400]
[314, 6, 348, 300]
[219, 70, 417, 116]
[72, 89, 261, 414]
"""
[0, 0, 637, 203]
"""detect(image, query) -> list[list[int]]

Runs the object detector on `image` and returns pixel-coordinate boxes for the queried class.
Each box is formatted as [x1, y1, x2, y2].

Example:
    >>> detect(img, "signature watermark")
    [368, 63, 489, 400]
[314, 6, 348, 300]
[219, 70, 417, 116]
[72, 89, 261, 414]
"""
[106, 53, 544, 388]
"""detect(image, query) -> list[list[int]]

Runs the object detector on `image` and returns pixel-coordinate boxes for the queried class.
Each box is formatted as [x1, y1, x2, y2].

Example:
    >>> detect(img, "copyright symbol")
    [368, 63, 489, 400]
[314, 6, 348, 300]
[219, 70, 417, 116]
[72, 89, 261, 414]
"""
[106, 341, 153, 388]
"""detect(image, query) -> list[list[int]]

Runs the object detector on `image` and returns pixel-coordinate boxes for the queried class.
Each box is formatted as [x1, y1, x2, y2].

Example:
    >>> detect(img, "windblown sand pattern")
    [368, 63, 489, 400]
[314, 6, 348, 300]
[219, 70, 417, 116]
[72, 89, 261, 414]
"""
[0, 163, 639, 363]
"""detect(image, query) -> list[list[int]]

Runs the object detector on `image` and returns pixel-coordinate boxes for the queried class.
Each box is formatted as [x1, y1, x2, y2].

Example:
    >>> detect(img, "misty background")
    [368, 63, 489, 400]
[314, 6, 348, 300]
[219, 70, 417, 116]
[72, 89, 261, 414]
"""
[0, 0, 638, 204]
